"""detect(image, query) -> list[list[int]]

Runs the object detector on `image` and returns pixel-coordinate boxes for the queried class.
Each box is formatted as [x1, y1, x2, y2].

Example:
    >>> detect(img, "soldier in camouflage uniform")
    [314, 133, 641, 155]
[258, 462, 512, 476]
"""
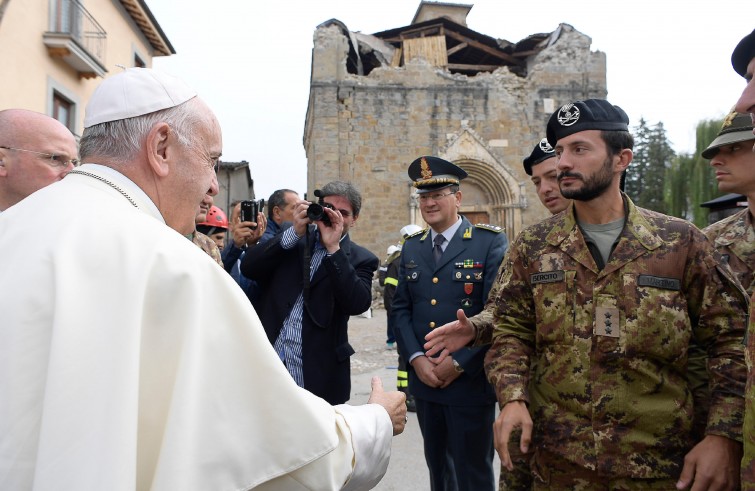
[192, 230, 222, 265]
[680, 109, 755, 444]
[432, 139, 569, 490]
[732, 27, 755, 490]
[701, 109, 755, 295]
[481, 99, 748, 489]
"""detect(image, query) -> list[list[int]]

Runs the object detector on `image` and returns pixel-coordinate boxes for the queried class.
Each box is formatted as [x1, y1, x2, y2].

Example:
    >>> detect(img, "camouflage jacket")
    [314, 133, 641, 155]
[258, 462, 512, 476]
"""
[484, 195, 748, 479]
[744, 293, 755, 490]
[192, 231, 223, 266]
[703, 207, 755, 295]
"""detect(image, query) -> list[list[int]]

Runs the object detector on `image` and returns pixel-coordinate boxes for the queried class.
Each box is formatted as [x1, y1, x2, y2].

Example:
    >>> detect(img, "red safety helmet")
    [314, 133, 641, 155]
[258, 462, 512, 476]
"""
[198, 205, 228, 230]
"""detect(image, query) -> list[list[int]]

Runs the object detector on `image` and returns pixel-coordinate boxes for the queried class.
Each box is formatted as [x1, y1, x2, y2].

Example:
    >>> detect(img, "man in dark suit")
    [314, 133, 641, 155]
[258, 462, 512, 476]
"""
[241, 181, 379, 405]
[392, 156, 508, 491]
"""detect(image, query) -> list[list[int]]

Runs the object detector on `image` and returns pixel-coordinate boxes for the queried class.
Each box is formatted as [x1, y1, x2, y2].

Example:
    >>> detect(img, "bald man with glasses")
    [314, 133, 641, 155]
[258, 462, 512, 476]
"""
[0, 109, 79, 212]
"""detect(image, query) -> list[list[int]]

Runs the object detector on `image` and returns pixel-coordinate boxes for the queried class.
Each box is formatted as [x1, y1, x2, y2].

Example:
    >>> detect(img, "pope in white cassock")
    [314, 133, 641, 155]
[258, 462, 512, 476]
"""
[0, 68, 406, 490]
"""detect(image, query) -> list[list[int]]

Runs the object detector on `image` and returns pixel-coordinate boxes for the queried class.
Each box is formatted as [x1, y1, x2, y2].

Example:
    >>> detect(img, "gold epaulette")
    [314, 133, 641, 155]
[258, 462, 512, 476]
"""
[474, 223, 503, 233]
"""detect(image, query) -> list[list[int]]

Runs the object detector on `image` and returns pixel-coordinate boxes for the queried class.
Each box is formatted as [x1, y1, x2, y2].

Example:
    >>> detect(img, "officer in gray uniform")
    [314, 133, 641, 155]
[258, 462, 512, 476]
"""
[392, 156, 508, 491]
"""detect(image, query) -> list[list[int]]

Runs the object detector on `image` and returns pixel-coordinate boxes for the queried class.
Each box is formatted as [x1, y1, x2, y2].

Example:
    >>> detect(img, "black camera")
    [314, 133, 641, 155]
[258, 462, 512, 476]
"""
[240, 199, 265, 230]
[306, 189, 334, 226]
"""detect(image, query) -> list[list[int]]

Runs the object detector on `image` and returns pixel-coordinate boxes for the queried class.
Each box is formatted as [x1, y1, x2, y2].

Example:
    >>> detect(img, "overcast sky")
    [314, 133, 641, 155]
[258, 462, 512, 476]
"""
[146, 0, 753, 202]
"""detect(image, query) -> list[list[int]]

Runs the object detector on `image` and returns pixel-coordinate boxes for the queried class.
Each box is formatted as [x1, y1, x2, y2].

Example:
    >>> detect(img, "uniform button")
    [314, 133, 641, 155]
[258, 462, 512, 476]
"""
[432, 277, 439, 283]
[429, 322, 436, 328]
[431, 299, 437, 305]
[465, 274, 471, 280]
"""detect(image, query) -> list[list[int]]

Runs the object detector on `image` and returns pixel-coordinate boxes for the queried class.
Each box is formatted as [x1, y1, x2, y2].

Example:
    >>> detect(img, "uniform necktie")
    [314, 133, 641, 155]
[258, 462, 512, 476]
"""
[433, 234, 446, 264]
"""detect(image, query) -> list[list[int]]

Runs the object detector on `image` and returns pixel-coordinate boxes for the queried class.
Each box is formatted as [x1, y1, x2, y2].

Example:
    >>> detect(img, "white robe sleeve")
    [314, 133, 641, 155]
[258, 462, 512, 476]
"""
[254, 404, 391, 490]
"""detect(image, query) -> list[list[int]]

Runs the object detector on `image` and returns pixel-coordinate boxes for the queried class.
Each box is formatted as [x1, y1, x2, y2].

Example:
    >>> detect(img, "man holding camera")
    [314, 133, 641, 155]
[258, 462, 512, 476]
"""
[241, 180, 379, 405]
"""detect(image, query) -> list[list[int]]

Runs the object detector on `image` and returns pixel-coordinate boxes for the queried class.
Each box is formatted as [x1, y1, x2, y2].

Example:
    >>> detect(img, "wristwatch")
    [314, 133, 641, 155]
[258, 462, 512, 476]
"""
[452, 358, 464, 373]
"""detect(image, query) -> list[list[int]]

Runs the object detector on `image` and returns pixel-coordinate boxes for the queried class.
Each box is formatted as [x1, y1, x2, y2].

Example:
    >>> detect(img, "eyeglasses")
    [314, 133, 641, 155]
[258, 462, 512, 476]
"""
[419, 191, 455, 202]
[0, 145, 80, 168]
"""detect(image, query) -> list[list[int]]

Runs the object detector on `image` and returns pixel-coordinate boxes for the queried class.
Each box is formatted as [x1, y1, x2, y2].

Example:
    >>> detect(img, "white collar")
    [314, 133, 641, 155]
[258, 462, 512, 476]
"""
[70, 163, 164, 224]
[431, 216, 462, 244]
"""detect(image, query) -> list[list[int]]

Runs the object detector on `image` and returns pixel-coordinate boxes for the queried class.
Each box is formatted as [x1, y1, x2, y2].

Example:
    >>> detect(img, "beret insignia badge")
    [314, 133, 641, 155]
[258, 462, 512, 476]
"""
[538, 138, 553, 152]
[557, 103, 580, 127]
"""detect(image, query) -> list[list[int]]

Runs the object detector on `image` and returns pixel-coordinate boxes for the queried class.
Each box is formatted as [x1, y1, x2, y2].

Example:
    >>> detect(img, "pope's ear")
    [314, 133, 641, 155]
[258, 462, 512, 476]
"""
[146, 122, 172, 177]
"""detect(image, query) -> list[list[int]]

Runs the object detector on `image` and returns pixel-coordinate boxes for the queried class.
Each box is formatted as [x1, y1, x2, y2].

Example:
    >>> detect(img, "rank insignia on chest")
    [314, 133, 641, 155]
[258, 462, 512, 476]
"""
[464, 283, 473, 294]
[473, 272, 483, 280]
[594, 307, 620, 338]
[462, 227, 472, 239]
[461, 298, 472, 307]
[407, 260, 418, 269]
[455, 271, 462, 279]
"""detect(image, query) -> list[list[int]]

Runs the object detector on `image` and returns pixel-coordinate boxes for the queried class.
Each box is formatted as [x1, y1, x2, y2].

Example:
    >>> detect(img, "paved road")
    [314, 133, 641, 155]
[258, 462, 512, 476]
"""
[348, 308, 500, 490]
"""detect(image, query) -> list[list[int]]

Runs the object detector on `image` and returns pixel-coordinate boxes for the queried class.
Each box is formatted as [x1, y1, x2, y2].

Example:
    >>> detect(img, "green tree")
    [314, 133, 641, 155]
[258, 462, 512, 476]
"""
[626, 119, 674, 214]
[663, 117, 724, 226]
[625, 118, 650, 201]
[665, 154, 692, 220]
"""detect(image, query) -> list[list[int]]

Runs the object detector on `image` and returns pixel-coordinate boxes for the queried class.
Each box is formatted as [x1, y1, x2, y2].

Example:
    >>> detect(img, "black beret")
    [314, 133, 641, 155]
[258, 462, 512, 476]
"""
[701, 110, 755, 159]
[522, 138, 556, 176]
[732, 29, 755, 77]
[408, 156, 467, 193]
[546, 99, 629, 146]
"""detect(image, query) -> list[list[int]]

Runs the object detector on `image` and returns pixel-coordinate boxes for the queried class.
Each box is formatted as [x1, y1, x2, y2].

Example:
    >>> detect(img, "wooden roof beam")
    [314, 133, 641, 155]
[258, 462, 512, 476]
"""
[444, 30, 523, 66]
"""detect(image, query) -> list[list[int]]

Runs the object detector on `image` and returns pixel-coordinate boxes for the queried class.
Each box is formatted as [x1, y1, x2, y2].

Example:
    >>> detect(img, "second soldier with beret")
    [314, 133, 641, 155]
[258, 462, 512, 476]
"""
[479, 99, 748, 488]
[391, 156, 508, 490]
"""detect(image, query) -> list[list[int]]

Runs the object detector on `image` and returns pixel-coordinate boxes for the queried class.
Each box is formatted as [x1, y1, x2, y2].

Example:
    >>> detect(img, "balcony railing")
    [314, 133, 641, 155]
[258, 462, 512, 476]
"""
[44, 0, 107, 78]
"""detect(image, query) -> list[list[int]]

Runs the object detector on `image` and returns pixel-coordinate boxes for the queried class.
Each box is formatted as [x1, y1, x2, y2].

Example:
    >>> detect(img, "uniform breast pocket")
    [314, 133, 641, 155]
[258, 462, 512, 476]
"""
[452, 268, 484, 309]
[531, 270, 575, 345]
[405, 270, 421, 283]
[621, 273, 689, 358]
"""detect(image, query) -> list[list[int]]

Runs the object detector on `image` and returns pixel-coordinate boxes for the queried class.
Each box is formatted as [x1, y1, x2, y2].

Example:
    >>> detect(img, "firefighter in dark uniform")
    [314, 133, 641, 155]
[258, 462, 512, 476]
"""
[381, 224, 423, 412]
[391, 156, 508, 491]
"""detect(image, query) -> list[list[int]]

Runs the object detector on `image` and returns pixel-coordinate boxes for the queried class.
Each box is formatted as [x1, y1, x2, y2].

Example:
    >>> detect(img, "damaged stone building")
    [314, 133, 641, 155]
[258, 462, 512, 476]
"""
[304, 1, 606, 257]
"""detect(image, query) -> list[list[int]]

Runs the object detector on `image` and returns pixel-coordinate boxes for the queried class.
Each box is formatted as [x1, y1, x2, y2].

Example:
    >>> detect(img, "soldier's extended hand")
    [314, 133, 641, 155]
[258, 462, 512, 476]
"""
[410, 356, 443, 388]
[494, 401, 532, 471]
[424, 309, 475, 362]
[367, 376, 408, 436]
[675, 434, 741, 490]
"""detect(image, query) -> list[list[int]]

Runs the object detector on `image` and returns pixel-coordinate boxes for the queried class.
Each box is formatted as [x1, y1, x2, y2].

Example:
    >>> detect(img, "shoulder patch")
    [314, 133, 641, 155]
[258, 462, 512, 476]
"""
[474, 223, 503, 233]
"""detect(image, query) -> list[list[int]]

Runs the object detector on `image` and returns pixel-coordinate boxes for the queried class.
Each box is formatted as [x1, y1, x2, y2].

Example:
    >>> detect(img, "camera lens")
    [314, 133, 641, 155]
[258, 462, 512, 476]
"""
[307, 203, 324, 222]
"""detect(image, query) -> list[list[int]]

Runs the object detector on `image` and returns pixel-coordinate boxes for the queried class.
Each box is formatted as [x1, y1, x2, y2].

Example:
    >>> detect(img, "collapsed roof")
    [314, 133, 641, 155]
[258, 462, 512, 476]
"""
[317, 7, 559, 78]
